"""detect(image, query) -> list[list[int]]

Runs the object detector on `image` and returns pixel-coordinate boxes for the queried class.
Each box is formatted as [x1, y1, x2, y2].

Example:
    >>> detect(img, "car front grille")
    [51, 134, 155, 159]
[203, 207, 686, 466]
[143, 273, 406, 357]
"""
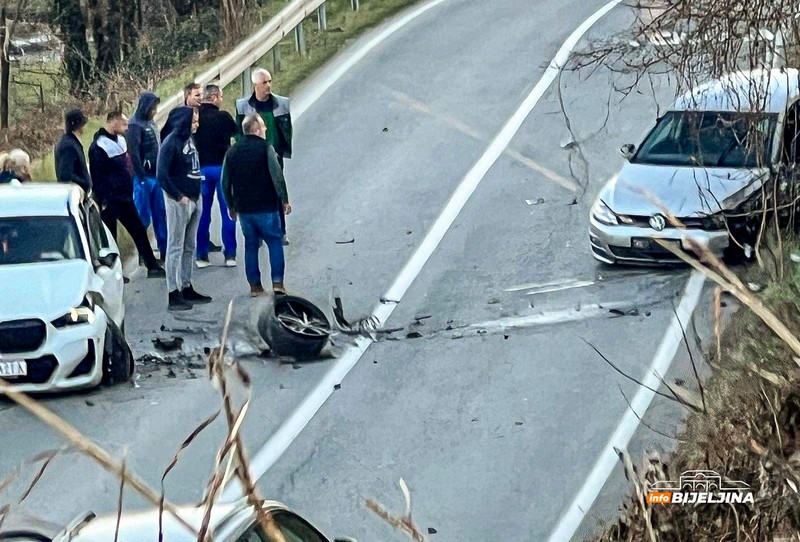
[2, 355, 57, 384]
[609, 244, 683, 262]
[0, 319, 46, 354]
[625, 215, 720, 230]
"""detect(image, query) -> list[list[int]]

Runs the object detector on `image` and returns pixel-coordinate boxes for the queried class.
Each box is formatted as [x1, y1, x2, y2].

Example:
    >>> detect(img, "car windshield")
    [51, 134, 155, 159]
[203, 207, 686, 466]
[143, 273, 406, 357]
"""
[633, 110, 777, 168]
[0, 216, 84, 265]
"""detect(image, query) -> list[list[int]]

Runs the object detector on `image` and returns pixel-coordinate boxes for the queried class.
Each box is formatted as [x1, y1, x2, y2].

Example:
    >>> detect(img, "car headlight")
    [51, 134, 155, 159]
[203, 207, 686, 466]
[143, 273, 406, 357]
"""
[591, 199, 619, 225]
[52, 306, 95, 328]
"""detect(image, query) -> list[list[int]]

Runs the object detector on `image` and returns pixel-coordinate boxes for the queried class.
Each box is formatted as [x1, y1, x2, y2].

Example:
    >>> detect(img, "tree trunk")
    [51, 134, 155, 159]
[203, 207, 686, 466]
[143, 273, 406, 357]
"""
[0, 5, 9, 129]
[52, 0, 93, 96]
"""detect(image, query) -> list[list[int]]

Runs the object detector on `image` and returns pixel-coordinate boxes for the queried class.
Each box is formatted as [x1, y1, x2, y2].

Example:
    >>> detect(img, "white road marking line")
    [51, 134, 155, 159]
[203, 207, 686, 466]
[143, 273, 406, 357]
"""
[221, 0, 624, 503]
[506, 277, 589, 292]
[523, 280, 596, 296]
[546, 270, 705, 542]
[470, 301, 629, 332]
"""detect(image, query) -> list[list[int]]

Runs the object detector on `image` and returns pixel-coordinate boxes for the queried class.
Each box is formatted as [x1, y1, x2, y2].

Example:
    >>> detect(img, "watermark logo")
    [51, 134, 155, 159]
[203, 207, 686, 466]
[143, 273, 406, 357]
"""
[647, 470, 754, 505]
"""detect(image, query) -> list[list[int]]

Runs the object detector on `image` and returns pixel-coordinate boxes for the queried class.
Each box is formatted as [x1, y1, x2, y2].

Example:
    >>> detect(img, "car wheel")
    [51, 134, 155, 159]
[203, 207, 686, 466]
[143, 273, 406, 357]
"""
[257, 295, 331, 361]
[102, 319, 133, 385]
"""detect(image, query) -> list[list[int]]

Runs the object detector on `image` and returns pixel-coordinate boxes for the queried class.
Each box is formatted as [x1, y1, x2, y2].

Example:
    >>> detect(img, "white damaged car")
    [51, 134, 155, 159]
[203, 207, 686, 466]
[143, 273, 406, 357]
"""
[0, 183, 132, 392]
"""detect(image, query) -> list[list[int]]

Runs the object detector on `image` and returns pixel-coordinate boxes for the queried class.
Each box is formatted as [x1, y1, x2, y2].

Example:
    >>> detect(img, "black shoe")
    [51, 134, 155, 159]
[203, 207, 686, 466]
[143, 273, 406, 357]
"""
[209, 241, 222, 253]
[168, 290, 192, 311]
[182, 285, 212, 304]
[147, 266, 166, 278]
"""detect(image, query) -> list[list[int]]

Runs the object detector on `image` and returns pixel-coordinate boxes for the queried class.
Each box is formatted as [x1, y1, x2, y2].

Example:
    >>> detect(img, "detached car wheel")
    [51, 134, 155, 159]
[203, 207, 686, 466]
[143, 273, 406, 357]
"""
[102, 319, 133, 385]
[257, 295, 331, 360]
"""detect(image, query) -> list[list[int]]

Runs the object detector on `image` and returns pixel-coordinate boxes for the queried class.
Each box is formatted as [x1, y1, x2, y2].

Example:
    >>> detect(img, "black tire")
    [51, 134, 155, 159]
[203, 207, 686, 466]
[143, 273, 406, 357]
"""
[0, 532, 52, 541]
[257, 295, 330, 361]
[102, 319, 133, 385]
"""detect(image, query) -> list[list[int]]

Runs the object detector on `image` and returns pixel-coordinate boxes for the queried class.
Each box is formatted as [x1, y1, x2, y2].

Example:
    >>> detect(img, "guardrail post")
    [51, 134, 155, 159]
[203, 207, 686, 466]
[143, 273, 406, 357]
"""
[350, 0, 359, 10]
[318, 4, 327, 31]
[241, 66, 252, 98]
[273, 46, 281, 72]
[294, 22, 306, 56]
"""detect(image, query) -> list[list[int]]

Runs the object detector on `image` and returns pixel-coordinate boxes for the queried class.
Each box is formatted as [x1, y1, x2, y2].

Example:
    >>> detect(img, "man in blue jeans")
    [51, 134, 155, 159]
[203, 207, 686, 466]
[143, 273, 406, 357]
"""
[127, 92, 167, 259]
[194, 84, 238, 267]
[222, 113, 290, 296]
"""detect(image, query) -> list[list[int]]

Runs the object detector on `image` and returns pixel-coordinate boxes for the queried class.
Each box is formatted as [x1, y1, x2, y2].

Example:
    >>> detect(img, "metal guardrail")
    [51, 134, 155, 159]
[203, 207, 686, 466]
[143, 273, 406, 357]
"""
[153, 0, 334, 125]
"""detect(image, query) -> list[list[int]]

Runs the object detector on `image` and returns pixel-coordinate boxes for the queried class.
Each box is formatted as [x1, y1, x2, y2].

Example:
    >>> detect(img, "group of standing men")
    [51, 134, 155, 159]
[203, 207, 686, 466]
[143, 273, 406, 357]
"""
[53, 68, 295, 311]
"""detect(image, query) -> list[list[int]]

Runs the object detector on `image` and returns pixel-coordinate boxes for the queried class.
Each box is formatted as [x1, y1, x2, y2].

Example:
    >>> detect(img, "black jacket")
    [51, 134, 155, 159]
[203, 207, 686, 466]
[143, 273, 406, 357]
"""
[157, 106, 202, 201]
[127, 92, 161, 179]
[195, 103, 237, 167]
[54, 132, 91, 192]
[221, 135, 288, 214]
[88, 128, 134, 203]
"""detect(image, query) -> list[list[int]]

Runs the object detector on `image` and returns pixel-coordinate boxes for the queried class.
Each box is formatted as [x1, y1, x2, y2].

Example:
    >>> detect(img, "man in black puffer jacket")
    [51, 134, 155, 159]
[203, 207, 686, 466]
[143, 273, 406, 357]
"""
[88, 111, 165, 278]
[128, 91, 168, 260]
[157, 106, 212, 311]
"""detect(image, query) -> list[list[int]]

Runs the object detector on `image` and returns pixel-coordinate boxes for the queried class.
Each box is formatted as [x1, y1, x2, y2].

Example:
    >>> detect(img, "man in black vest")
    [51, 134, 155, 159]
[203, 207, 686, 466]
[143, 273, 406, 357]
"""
[222, 113, 291, 296]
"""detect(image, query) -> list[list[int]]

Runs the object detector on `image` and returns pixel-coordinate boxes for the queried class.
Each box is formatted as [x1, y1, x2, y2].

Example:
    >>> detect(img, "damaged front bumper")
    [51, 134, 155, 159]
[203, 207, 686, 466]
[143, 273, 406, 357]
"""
[589, 215, 730, 265]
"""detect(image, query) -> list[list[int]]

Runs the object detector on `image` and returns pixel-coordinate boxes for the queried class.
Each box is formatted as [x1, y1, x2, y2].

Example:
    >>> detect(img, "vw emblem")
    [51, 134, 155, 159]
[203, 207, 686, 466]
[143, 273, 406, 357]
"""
[649, 214, 666, 231]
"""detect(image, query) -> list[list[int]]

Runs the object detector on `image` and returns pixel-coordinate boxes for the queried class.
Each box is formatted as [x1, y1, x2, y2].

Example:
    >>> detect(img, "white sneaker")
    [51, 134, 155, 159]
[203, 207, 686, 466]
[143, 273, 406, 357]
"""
[196, 259, 211, 269]
[225, 258, 237, 267]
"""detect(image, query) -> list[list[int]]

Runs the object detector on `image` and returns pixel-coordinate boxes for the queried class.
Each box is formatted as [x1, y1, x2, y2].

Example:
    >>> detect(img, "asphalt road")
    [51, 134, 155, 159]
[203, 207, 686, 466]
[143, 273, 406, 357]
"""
[0, 1, 712, 540]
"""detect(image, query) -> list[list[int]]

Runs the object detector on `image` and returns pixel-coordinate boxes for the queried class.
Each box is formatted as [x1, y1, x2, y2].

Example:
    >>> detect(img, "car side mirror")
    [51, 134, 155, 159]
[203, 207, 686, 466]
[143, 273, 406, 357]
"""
[97, 247, 118, 268]
[620, 143, 636, 160]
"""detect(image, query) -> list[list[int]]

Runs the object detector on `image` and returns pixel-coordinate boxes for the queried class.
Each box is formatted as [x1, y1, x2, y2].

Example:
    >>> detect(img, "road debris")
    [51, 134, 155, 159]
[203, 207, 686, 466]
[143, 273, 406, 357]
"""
[428, 528, 438, 535]
[382, 126, 389, 132]
[334, 383, 342, 390]
[335, 238, 355, 244]
[525, 197, 546, 206]
[406, 331, 423, 339]
[85, 400, 95, 407]
[414, 314, 432, 322]
[488, 297, 500, 305]
[406, 230, 412, 235]
[152, 336, 185, 351]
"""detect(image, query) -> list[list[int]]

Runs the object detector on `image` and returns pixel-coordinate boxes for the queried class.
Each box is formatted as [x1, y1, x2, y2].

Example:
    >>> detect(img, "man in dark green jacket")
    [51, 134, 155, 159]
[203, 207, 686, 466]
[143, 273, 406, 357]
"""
[222, 113, 290, 296]
[235, 68, 292, 245]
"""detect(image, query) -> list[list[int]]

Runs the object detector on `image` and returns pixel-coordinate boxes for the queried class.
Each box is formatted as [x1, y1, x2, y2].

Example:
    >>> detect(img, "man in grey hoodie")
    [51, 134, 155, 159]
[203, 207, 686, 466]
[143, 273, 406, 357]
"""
[127, 92, 168, 259]
[157, 106, 212, 311]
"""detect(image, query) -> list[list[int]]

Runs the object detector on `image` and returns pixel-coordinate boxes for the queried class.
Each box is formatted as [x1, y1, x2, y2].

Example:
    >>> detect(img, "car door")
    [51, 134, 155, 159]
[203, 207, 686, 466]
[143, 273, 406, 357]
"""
[81, 201, 124, 326]
[234, 510, 331, 542]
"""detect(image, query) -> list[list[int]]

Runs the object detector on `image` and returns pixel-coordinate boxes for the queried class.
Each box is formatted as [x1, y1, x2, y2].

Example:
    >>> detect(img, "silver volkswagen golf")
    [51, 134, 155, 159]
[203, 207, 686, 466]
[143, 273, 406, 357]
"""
[590, 68, 800, 265]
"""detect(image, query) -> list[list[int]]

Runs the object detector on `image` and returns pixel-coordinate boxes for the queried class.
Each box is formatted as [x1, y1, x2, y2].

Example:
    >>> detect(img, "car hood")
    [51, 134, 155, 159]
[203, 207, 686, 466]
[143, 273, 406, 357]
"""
[0, 259, 91, 322]
[600, 163, 768, 217]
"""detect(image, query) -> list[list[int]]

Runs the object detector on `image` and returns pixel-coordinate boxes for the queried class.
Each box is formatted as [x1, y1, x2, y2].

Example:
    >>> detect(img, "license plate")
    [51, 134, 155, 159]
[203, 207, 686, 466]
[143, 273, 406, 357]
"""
[0, 360, 27, 377]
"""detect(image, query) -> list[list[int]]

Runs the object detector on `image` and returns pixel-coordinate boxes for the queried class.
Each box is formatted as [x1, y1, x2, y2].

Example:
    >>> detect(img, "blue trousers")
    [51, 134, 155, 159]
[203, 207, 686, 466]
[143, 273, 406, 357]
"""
[133, 176, 168, 256]
[197, 165, 237, 259]
[239, 211, 285, 285]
